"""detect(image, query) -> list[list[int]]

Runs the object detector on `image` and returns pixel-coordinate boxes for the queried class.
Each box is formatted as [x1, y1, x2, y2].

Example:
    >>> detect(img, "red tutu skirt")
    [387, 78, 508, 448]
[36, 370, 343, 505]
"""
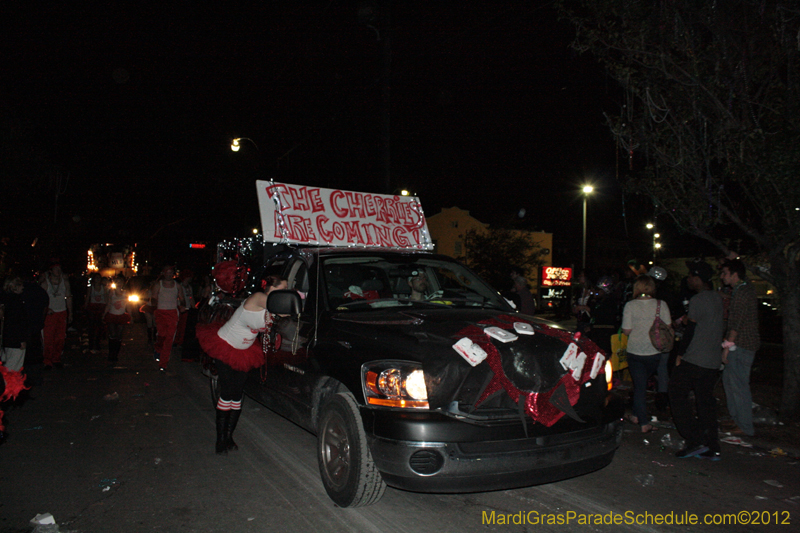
[196, 322, 265, 372]
[104, 313, 131, 325]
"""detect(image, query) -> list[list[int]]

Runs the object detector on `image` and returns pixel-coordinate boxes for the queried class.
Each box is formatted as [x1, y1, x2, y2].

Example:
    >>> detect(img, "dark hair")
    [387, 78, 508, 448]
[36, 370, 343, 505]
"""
[723, 259, 747, 279]
[261, 275, 285, 290]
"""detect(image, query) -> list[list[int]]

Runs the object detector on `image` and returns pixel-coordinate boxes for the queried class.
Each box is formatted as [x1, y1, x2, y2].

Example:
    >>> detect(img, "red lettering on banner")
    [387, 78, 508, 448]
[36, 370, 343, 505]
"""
[272, 212, 284, 239]
[330, 190, 348, 218]
[362, 224, 377, 246]
[383, 197, 401, 224]
[288, 186, 310, 211]
[404, 226, 421, 245]
[364, 195, 376, 216]
[393, 226, 410, 247]
[265, 184, 290, 211]
[332, 221, 346, 241]
[372, 224, 392, 247]
[316, 215, 333, 242]
[308, 189, 324, 213]
[286, 215, 315, 242]
[345, 192, 366, 218]
[343, 221, 363, 244]
[374, 197, 387, 223]
[404, 202, 419, 225]
[395, 199, 408, 224]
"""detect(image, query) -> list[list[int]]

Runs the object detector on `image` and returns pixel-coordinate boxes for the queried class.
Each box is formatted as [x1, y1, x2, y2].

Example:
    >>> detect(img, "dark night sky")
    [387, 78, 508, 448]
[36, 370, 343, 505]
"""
[2, 1, 658, 268]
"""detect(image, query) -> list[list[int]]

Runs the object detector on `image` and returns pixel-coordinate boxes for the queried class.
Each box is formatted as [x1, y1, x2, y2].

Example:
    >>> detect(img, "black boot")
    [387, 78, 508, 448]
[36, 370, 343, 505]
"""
[147, 327, 155, 345]
[215, 409, 229, 455]
[226, 409, 241, 451]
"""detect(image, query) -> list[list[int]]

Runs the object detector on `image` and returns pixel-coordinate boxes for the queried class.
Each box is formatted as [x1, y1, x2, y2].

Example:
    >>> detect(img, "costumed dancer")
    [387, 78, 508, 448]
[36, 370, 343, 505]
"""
[140, 283, 157, 346]
[151, 265, 186, 372]
[196, 269, 287, 455]
[174, 270, 196, 357]
[103, 275, 131, 362]
[41, 262, 73, 369]
[0, 363, 29, 442]
[84, 273, 108, 353]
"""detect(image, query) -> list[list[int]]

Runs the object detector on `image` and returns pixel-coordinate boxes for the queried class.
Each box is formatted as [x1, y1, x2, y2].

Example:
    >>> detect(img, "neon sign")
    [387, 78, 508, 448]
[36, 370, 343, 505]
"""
[542, 267, 572, 287]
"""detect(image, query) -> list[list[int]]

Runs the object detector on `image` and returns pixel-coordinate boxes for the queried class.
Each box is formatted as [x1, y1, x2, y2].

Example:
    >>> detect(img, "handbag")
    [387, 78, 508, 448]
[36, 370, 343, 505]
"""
[648, 300, 674, 352]
[610, 329, 628, 371]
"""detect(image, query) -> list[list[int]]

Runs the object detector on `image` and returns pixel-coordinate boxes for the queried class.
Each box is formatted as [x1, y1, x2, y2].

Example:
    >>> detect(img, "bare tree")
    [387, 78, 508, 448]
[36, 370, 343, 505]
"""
[558, 0, 800, 418]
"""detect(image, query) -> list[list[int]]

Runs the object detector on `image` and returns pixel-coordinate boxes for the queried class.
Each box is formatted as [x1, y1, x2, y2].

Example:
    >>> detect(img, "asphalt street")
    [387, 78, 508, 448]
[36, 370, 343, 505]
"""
[1, 323, 799, 532]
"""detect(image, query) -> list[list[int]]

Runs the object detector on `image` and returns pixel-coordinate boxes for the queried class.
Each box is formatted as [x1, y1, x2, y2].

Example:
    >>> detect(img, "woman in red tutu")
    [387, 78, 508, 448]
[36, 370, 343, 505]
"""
[196, 272, 287, 454]
[103, 275, 131, 362]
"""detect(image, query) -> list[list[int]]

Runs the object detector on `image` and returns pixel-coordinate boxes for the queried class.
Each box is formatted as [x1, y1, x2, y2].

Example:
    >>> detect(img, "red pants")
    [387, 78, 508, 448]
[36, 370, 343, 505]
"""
[175, 311, 188, 345]
[154, 309, 179, 369]
[43, 310, 68, 366]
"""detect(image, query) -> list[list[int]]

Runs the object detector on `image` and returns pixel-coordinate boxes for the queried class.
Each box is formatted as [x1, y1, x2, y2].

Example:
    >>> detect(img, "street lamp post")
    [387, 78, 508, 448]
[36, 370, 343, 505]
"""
[230, 137, 259, 152]
[581, 185, 593, 270]
[646, 222, 660, 264]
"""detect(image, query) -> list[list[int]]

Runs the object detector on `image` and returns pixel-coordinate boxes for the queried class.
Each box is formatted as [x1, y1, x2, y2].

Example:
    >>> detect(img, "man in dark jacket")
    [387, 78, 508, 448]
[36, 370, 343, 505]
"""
[1, 277, 28, 371]
[21, 277, 49, 385]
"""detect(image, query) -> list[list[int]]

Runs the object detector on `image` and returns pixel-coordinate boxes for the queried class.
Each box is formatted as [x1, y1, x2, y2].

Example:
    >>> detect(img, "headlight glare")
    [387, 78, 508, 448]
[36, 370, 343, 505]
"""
[405, 369, 427, 400]
[362, 361, 429, 409]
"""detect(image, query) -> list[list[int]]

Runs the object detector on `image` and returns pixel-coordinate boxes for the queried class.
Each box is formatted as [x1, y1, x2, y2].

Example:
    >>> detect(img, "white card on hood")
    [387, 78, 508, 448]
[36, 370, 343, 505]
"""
[590, 352, 605, 379]
[560, 343, 579, 371]
[571, 351, 587, 380]
[453, 337, 488, 367]
[513, 322, 534, 335]
[484, 326, 518, 343]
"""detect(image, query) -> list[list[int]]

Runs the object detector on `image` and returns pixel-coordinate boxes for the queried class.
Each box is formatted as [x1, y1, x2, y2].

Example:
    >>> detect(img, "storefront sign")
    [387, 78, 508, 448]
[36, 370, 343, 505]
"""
[256, 181, 433, 249]
[542, 266, 572, 287]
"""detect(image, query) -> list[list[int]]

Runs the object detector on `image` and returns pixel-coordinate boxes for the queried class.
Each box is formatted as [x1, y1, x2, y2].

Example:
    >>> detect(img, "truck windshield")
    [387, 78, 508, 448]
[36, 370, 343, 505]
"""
[321, 255, 512, 311]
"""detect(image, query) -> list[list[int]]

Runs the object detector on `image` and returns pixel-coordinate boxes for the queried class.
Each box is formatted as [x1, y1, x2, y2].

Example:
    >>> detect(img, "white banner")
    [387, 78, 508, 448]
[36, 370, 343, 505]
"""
[256, 181, 433, 249]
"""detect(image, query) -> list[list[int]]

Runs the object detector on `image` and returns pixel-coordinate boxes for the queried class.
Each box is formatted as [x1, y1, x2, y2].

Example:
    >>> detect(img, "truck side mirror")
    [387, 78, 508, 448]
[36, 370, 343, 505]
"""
[267, 290, 302, 317]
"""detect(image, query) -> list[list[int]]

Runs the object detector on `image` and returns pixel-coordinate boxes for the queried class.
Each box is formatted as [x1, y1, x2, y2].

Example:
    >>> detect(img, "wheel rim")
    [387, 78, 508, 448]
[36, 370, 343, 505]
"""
[321, 411, 351, 490]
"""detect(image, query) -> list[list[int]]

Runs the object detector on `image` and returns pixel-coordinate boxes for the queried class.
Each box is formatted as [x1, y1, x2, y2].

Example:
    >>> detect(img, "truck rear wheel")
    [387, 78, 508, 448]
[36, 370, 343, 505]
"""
[317, 393, 386, 507]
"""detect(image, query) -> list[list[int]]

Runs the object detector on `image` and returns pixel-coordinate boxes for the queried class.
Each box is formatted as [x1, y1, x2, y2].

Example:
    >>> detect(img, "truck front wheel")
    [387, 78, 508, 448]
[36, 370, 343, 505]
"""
[317, 393, 386, 507]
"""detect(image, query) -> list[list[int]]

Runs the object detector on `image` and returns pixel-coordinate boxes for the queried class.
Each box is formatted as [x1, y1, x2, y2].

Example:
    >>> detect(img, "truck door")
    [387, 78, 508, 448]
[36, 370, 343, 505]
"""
[265, 258, 316, 421]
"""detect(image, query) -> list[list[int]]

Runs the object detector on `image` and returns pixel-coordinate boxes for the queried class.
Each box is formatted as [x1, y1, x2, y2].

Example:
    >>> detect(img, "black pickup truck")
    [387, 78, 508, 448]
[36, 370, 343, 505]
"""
[224, 245, 623, 507]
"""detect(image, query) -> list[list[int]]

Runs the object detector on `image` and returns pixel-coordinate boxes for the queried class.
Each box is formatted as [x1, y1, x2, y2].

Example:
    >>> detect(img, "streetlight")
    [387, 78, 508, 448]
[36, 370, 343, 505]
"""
[645, 222, 660, 264]
[581, 185, 593, 270]
[230, 137, 259, 152]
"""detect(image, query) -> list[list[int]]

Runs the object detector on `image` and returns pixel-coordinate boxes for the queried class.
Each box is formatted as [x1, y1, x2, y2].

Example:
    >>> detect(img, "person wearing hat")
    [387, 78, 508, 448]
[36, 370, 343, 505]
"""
[669, 260, 724, 459]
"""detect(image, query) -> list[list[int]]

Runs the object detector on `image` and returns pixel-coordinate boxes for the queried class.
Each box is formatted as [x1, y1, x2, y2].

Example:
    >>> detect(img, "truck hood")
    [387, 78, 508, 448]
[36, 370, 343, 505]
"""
[330, 308, 606, 427]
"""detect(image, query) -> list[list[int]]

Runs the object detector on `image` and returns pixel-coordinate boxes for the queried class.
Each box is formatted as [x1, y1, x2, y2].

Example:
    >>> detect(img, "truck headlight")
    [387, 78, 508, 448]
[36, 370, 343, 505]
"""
[362, 362, 429, 409]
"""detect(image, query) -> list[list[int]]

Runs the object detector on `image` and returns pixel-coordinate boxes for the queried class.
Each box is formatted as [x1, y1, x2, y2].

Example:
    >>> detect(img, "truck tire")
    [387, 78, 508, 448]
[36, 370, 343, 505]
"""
[317, 392, 386, 507]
